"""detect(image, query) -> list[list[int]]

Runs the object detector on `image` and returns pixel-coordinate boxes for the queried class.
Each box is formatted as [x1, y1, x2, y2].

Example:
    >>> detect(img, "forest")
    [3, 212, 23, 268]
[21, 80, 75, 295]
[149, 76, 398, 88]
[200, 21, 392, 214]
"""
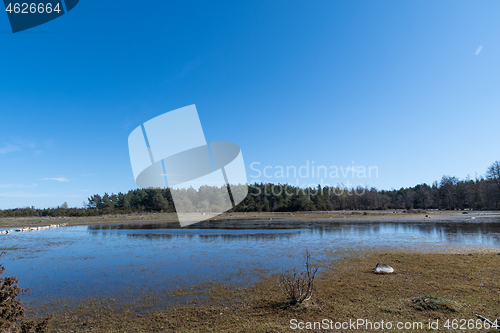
[1, 161, 499, 218]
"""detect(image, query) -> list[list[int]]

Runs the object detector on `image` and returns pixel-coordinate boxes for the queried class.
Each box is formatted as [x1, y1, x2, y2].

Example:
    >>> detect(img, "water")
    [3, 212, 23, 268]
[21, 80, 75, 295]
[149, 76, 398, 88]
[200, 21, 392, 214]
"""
[1, 221, 500, 309]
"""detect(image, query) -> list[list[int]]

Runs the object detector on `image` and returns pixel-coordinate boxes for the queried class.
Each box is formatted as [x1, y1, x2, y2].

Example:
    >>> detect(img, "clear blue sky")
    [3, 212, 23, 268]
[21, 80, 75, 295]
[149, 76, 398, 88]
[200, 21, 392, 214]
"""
[1, 0, 499, 209]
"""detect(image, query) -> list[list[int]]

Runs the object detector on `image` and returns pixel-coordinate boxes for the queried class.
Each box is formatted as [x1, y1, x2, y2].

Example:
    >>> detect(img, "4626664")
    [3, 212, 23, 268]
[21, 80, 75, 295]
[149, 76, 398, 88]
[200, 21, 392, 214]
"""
[444, 318, 499, 330]
[5, 2, 61, 14]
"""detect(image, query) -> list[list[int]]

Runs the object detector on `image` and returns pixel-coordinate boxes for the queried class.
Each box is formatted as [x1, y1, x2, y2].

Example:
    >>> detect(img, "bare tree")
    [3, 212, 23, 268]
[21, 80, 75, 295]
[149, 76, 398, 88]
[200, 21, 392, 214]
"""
[486, 161, 500, 208]
[486, 161, 500, 189]
[439, 176, 459, 210]
[278, 251, 319, 305]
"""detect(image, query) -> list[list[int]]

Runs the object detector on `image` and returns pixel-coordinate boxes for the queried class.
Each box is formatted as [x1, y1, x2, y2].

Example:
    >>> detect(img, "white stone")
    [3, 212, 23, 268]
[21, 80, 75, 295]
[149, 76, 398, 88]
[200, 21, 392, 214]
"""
[373, 263, 394, 274]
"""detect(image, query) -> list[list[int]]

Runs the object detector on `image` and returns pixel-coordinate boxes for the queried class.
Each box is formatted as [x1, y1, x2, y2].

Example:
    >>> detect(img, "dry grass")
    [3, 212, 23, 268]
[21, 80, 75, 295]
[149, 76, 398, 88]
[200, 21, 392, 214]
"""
[31, 250, 500, 332]
[3, 210, 495, 229]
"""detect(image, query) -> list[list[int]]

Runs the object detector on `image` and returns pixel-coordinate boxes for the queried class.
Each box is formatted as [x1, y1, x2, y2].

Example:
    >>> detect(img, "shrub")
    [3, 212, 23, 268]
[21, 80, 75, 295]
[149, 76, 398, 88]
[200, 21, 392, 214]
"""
[0, 252, 51, 333]
[278, 251, 319, 305]
[0, 251, 28, 332]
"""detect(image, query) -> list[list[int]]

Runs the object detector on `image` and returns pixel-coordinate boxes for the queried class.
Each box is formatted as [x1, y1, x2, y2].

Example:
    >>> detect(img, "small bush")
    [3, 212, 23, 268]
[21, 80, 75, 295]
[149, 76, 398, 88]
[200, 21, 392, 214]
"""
[0, 252, 50, 333]
[0, 251, 28, 332]
[278, 251, 319, 305]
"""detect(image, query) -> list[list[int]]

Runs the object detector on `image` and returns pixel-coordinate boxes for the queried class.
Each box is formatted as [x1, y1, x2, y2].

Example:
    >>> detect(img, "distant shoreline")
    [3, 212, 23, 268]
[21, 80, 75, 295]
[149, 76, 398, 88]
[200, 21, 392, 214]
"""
[1, 210, 499, 229]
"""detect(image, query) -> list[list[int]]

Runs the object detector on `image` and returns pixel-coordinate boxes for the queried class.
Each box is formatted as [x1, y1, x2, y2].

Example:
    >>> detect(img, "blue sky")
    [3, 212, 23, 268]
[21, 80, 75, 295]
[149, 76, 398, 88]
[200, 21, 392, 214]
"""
[1, 0, 499, 209]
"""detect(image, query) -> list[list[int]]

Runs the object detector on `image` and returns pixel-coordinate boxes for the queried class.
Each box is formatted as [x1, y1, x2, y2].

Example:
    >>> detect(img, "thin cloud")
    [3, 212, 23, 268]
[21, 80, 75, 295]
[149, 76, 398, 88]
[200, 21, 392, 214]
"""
[0, 192, 53, 198]
[42, 177, 70, 182]
[475, 45, 483, 55]
[0, 141, 37, 154]
[0, 183, 37, 189]
[0, 144, 20, 154]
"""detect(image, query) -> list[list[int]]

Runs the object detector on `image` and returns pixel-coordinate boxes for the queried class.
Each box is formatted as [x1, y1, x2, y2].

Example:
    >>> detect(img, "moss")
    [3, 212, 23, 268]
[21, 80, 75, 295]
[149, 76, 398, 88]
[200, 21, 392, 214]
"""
[412, 295, 457, 312]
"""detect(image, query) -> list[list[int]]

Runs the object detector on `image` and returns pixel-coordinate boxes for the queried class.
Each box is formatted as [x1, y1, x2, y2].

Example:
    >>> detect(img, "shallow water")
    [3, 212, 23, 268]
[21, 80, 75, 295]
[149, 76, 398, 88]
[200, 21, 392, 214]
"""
[1, 221, 500, 309]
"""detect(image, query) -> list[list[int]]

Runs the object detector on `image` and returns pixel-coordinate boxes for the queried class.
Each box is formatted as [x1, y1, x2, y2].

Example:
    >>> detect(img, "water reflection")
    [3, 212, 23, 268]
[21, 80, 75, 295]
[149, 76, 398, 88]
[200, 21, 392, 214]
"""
[87, 222, 500, 246]
[88, 222, 179, 230]
[125, 232, 298, 242]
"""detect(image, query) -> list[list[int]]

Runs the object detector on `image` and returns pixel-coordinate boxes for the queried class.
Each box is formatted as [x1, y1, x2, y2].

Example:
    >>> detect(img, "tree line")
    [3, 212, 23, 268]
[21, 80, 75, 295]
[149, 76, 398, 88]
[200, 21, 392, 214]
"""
[1, 161, 499, 218]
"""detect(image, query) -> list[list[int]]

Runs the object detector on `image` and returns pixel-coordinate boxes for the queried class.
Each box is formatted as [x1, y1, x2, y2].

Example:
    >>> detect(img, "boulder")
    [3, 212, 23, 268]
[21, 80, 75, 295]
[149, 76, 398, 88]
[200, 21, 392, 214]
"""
[373, 263, 394, 274]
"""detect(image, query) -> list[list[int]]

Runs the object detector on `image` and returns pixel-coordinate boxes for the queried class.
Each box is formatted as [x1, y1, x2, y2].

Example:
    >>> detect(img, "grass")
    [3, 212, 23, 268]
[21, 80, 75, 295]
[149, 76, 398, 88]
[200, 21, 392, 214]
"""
[26, 250, 500, 332]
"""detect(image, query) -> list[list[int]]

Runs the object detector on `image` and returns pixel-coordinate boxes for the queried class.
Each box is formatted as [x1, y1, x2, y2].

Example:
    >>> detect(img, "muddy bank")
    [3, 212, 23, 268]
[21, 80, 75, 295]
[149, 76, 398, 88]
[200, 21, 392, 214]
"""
[1, 211, 499, 230]
[87, 211, 500, 229]
[183, 212, 500, 229]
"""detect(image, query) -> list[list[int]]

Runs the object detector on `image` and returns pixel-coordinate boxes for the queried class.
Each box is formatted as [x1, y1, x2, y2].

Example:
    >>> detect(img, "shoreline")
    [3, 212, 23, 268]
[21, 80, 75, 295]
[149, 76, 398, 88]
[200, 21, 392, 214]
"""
[1, 210, 499, 229]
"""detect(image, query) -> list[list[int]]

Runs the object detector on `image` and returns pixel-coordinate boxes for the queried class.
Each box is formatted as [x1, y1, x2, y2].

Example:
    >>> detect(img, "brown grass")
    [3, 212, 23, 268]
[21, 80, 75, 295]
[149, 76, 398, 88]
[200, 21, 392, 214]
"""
[32, 250, 500, 332]
[3, 210, 496, 229]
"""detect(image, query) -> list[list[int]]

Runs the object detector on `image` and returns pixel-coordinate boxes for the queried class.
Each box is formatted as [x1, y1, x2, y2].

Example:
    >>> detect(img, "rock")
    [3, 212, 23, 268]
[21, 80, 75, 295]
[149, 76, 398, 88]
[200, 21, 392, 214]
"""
[373, 263, 394, 274]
